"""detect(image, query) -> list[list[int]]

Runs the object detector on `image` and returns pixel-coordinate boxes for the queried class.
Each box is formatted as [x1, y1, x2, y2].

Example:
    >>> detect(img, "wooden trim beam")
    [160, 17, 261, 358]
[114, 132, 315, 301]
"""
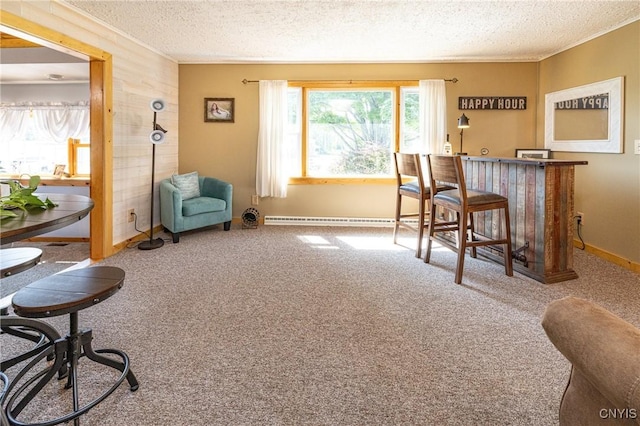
[0, 10, 113, 261]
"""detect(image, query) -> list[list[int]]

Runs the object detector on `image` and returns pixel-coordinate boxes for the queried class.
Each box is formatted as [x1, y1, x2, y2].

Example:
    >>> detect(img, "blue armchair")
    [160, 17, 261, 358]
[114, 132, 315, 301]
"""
[160, 175, 232, 243]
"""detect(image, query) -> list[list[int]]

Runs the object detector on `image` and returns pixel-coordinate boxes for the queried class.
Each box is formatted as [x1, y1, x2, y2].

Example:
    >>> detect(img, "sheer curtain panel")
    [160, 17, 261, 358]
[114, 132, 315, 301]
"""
[418, 80, 447, 155]
[0, 108, 25, 142]
[0, 102, 89, 143]
[256, 80, 289, 198]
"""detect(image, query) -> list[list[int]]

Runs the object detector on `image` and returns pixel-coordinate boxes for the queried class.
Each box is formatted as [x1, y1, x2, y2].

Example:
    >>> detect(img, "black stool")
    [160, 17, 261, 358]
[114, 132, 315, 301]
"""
[1, 247, 62, 375]
[4, 266, 138, 426]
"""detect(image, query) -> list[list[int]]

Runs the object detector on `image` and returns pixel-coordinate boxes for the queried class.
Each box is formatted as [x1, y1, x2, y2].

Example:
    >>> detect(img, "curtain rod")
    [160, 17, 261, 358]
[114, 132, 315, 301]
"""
[241, 78, 458, 84]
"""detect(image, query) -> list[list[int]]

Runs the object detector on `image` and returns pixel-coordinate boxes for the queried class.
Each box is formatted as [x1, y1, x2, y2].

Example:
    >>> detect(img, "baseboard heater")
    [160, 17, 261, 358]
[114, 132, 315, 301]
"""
[263, 216, 419, 227]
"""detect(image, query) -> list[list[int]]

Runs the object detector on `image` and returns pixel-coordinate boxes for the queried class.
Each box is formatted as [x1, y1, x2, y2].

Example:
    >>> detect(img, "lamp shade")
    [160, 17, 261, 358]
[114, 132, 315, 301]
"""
[149, 130, 166, 144]
[458, 113, 470, 129]
[150, 98, 166, 113]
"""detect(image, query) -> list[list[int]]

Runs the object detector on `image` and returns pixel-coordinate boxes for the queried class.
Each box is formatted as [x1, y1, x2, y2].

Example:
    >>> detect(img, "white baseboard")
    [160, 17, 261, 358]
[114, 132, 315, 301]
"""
[264, 216, 413, 227]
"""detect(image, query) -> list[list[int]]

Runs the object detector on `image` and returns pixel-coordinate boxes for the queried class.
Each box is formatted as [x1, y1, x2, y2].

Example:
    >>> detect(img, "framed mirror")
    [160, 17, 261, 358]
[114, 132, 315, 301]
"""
[545, 77, 623, 153]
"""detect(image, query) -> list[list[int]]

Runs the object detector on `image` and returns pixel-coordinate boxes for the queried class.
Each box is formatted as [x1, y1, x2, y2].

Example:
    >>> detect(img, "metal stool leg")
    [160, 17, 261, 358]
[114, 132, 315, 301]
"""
[5, 312, 138, 426]
[1, 316, 67, 378]
[1, 371, 10, 426]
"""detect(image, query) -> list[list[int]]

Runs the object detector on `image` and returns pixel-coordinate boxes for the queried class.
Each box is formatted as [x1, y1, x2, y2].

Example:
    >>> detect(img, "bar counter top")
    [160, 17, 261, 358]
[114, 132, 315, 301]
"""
[460, 155, 588, 167]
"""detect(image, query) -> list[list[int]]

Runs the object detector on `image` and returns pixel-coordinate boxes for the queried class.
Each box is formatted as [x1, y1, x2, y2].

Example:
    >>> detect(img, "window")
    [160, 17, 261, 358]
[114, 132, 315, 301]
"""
[0, 103, 90, 177]
[288, 82, 419, 181]
[68, 138, 91, 176]
[400, 87, 420, 152]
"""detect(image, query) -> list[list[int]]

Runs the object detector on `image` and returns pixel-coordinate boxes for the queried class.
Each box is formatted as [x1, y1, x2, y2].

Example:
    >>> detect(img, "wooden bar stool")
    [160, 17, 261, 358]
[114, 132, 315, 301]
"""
[393, 152, 454, 258]
[5, 266, 138, 426]
[424, 154, 513, 284]
[393, 152, 432, 258]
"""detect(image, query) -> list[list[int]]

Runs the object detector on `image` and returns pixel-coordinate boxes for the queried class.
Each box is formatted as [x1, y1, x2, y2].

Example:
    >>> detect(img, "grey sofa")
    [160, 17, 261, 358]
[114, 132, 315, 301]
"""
[160, 175, 232, 243]
[542, 296, 640, 425]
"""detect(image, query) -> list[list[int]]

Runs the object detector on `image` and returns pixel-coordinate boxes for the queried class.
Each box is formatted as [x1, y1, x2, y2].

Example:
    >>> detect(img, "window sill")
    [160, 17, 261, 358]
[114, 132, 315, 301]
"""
[1, 175, 90, 187]
[289, 177, 395, 185]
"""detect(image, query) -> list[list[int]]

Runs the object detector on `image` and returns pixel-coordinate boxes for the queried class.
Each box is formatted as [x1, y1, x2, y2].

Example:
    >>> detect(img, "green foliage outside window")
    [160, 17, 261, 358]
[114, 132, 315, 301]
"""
[308, 90, 393, 176]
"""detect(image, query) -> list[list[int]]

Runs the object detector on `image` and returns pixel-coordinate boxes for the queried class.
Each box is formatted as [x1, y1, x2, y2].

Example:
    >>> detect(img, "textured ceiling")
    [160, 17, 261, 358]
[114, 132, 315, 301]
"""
[62, 0, 640, 63]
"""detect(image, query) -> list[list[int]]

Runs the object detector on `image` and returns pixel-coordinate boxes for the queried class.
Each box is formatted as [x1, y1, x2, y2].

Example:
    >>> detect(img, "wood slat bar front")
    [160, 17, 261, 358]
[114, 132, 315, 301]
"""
[461, 156, 588, 284]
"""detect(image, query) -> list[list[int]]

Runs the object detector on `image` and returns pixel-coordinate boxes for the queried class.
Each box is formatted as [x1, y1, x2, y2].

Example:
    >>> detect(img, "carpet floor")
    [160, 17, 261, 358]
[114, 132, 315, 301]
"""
[1, 225, 638, 425]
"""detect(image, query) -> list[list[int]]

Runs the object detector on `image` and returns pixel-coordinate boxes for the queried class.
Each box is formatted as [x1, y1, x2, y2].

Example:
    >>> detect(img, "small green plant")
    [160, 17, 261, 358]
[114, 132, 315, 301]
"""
[0, 176, 57, 218]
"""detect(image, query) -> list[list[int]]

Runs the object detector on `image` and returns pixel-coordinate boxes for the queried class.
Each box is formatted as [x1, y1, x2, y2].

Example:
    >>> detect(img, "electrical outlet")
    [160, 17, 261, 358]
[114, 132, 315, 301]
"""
[127, 208, 135, 223]
[634, 140, 640, 155]
[251, 195, 259, 206]
[576, 211, 584, 225]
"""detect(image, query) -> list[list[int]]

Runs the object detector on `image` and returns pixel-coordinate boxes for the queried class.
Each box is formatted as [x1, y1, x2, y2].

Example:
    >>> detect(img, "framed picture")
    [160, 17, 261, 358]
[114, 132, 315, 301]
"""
[515, 149, 551, 159]
[53, 164, 66, 177]
[204, 98, 234, 123]
[544, 77, 623, 153]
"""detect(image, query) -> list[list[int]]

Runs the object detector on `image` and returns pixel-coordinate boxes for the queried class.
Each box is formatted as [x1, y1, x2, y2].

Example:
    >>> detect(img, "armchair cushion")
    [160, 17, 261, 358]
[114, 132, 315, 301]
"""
[542, 296, 640, 425]
[182, 197, 226, 217]
[171, 171, 201, 200]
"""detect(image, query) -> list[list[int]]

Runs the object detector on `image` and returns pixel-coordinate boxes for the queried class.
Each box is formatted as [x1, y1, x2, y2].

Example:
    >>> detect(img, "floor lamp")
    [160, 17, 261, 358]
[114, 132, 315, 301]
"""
[138, 98, 167, 250]
[456, 113, 470, 155]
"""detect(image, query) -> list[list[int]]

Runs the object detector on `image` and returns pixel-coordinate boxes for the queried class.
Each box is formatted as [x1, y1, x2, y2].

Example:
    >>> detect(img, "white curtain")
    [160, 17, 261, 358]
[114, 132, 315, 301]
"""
[34, 103, 90, 143]
[0, 108, 25, 142]
[256, 80, 289, 198]
[0, 102, 90, 143]
[419, 80, 447, 155]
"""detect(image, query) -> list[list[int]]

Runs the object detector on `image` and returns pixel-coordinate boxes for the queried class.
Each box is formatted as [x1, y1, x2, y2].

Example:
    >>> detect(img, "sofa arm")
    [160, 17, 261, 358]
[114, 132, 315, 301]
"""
[159, 179, 183, 232]
[201, 177, 232, 203]
[542, 297, 640, 414]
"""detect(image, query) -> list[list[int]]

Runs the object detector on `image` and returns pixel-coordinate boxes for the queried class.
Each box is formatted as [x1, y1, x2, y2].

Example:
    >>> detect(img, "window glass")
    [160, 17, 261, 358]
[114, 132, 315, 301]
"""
[401, 88, 420, 153]
[306, 89, 394, 177]
[75, 146, 91, 175]
[286, 88, 302, 177]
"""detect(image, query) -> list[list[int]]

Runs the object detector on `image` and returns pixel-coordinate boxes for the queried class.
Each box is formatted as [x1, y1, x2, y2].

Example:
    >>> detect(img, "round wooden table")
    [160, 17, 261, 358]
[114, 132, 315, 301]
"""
[0, 193, 94, 244]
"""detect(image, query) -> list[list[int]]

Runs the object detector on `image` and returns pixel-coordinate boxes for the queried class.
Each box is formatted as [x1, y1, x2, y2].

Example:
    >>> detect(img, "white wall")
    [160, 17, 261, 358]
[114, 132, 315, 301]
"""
[0, 83, 88, 102]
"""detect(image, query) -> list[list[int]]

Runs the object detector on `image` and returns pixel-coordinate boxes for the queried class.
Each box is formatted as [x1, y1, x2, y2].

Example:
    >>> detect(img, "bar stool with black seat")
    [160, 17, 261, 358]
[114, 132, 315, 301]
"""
[424, 154, 513, 284]
[392, 152, 434, 258]
[1, 248, 66, 379]
[5, 266, 139, 426]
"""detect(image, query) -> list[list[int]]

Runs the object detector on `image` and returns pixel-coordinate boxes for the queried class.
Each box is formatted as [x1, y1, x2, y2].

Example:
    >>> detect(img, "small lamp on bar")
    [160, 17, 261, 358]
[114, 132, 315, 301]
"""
[456, 113, 470, 155]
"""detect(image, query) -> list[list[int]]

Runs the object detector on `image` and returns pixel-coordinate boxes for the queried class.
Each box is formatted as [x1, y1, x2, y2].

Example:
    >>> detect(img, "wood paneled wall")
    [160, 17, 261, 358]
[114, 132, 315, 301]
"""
[0, 1, 179, 249]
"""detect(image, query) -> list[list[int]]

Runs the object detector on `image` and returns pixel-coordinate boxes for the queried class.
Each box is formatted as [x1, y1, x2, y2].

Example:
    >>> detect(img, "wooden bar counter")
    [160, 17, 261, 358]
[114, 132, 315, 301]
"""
[460, 156, 588, 284]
